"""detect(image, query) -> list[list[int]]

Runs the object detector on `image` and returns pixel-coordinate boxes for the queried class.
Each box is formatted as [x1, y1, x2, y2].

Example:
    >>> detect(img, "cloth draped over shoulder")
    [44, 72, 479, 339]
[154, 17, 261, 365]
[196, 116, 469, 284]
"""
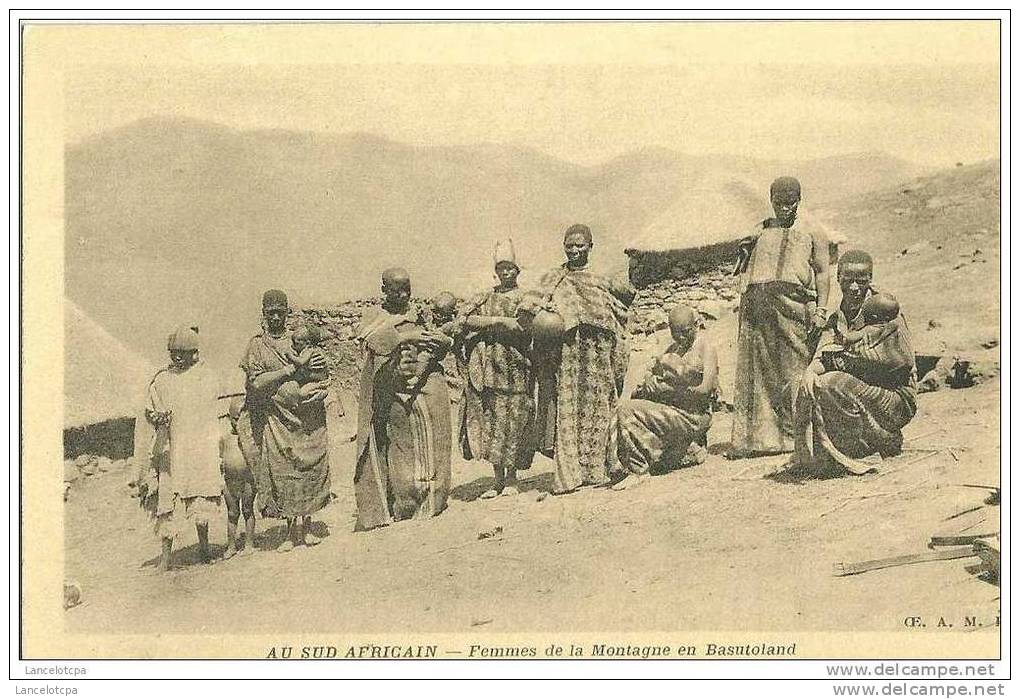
[731, 217, 826, 456]
[239, 329, 331, 519]
[538, 264, 631, 336]
[734, 215, 828, 291]
[141, 361, 222, 536]
[353, 307, 453, 531]
[536, 264, 633, 492]
[794, 290, 918, 475]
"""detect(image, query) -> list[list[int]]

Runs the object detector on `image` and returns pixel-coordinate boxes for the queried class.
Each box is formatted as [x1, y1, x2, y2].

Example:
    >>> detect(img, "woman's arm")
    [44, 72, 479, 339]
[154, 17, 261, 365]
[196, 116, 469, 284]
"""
[251, 364, 297, 393]
[687, 342, 719, 396]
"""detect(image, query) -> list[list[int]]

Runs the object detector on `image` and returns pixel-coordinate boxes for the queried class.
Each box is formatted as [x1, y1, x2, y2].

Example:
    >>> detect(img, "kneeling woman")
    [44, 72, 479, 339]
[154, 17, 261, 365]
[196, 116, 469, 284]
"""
[794, 250, 917, 475]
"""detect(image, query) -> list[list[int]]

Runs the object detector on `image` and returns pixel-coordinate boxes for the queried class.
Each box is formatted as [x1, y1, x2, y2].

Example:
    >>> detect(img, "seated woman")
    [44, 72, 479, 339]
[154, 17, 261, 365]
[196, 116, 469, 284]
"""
[794, 250, 917, 475]
[613, 305, 718, 490]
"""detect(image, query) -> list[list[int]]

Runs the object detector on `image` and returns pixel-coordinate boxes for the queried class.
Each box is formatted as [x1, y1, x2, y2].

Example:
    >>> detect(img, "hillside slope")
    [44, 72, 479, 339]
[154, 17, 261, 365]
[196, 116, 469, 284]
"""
[816, 159, 1000, 354]
[65, 117, 922, 381]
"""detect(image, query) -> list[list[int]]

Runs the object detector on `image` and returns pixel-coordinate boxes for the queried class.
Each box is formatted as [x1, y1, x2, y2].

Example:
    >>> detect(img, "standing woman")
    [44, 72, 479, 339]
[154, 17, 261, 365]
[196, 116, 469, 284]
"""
[729, 177, 831, 458]
[239, 289, 331, 552]
[353, 268, 454, 530]
[458, 239, 535, 498]
[533, 224, 634, 494]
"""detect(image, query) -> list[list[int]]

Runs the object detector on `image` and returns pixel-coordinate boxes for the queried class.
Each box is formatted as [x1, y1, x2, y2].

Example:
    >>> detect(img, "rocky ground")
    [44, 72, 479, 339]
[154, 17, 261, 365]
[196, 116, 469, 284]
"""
[63, 372, 999, 644]
[61, 160, 1000, 652]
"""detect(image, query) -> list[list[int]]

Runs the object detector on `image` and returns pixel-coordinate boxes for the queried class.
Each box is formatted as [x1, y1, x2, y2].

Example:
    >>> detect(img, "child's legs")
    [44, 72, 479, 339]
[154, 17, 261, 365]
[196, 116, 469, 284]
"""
[240, 476, 255, 522]
[223, 481, 240, 526]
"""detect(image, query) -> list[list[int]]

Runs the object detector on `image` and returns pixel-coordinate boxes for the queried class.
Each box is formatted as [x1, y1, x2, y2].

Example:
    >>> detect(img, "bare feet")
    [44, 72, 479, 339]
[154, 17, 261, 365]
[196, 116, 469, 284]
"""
[223, 544, 238, 561]
[277, 540, 295, 553]
[610, 474, 647, 491]
[501, 484, 520, 497]
[480, 488, 499, 500]
[303, 532, 322, 547]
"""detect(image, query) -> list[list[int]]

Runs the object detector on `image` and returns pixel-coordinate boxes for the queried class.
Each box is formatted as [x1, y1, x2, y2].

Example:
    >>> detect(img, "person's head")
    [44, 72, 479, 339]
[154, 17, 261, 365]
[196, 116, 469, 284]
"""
[381, 267, 412, 313]
[770, 176, 802, 228]
[563, 224, 593, 268]
[292, 324, 323, 353]
[261, 289, 289, 334]
[166, 325, 200, 369]
[431, 291, 458, 324]
[493, 239, 520, 289]
[494, 261, 520, 289]
[862, 292, 899, 326]
[837, 249, 875, 312]
[668, 304, 699, 351]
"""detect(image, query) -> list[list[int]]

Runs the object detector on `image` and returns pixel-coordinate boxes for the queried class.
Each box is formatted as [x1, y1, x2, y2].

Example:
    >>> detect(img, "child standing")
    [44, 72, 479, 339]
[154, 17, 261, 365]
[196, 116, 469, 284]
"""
[143, 326, 223, 570]
[221, 396, 256, 559]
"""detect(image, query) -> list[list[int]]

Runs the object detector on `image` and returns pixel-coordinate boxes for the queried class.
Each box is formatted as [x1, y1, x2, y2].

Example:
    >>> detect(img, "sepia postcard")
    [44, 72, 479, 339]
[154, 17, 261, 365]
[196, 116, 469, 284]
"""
[18, 16, 1004, 666]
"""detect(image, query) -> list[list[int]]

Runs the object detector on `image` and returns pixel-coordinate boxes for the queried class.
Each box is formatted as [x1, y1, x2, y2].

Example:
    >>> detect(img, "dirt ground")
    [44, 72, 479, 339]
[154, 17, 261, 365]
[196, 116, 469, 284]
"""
[63, 375, 1000, 639]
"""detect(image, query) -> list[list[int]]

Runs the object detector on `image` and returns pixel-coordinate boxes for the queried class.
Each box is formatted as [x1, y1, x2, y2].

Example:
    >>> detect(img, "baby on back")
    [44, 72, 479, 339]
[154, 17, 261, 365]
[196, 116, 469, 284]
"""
[819, 292, 901, 376]
[839, 292, 900, 346]
[277, 324, 330, 408]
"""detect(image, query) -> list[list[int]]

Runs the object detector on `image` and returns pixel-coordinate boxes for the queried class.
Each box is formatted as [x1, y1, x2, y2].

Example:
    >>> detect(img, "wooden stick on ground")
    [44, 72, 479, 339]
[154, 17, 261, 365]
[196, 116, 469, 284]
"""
[818, 491, 897, 518]
[929, 533, 999, 548]
[833, 546, 977, 577]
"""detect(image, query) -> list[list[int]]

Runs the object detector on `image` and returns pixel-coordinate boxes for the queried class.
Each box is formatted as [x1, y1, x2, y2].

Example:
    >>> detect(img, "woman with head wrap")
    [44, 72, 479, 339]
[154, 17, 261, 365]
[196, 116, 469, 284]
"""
[353, 269, 454, 530]
[532, 224, 635, 494]
[729, 176, 832, 458]
[141, 325, 223, 570]
[238, 289, 331, 552]
[455, 239, 536, 498]
[793, 250, 917, 475]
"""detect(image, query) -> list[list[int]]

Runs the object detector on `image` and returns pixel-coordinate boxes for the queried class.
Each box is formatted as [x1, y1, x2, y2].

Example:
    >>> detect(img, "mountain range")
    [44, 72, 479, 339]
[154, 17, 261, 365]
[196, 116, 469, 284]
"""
[66, 116, 926, 381]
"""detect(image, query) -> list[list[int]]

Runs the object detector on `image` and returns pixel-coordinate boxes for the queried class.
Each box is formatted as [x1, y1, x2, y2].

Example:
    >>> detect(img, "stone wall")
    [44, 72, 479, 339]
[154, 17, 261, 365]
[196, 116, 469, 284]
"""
[627, 261, 740, 336]
[296, 263, 742, 391]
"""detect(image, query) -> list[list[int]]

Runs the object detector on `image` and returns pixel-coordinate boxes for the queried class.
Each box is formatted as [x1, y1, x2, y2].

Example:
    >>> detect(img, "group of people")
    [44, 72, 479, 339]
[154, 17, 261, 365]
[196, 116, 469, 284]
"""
[135, 176, 918, 570]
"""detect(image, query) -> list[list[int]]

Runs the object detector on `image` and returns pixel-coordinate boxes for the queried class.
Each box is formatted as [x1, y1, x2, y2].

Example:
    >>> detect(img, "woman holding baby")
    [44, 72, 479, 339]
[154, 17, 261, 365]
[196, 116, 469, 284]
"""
[793, 250, 917, 475]
[238, 288, 332, 551]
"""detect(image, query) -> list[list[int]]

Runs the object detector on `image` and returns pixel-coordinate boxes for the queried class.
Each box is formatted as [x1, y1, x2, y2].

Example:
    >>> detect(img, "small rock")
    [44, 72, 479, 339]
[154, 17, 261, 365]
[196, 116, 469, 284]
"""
[900, 240, 931, 256]
[697, 301, 725, 321]
[981, 338, 999, 350]
[63, 581, 82, 610]
[73, 454, 97, 470]
[949, 357, 1000, 388]
[927, 319, 942, 331]
[477, 525, 504, 540]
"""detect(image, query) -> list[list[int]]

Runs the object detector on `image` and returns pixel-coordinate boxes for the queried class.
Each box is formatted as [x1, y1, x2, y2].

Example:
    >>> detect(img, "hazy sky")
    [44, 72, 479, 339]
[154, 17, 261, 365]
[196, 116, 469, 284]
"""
[58, 21, 999, 166]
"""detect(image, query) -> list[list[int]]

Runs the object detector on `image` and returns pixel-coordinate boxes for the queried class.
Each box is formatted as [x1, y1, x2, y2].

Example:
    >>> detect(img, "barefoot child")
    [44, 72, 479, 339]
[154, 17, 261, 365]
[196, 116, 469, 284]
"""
[614, 305, 718, 490]
[221, 396, 256, 559]
[142, 326, 224, 570]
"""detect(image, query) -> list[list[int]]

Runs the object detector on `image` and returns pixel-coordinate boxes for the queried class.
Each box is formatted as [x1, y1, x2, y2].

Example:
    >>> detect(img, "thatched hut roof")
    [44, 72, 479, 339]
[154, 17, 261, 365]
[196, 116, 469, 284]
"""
[64, 299, 157, 429]
[624, 174, 768, 255]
